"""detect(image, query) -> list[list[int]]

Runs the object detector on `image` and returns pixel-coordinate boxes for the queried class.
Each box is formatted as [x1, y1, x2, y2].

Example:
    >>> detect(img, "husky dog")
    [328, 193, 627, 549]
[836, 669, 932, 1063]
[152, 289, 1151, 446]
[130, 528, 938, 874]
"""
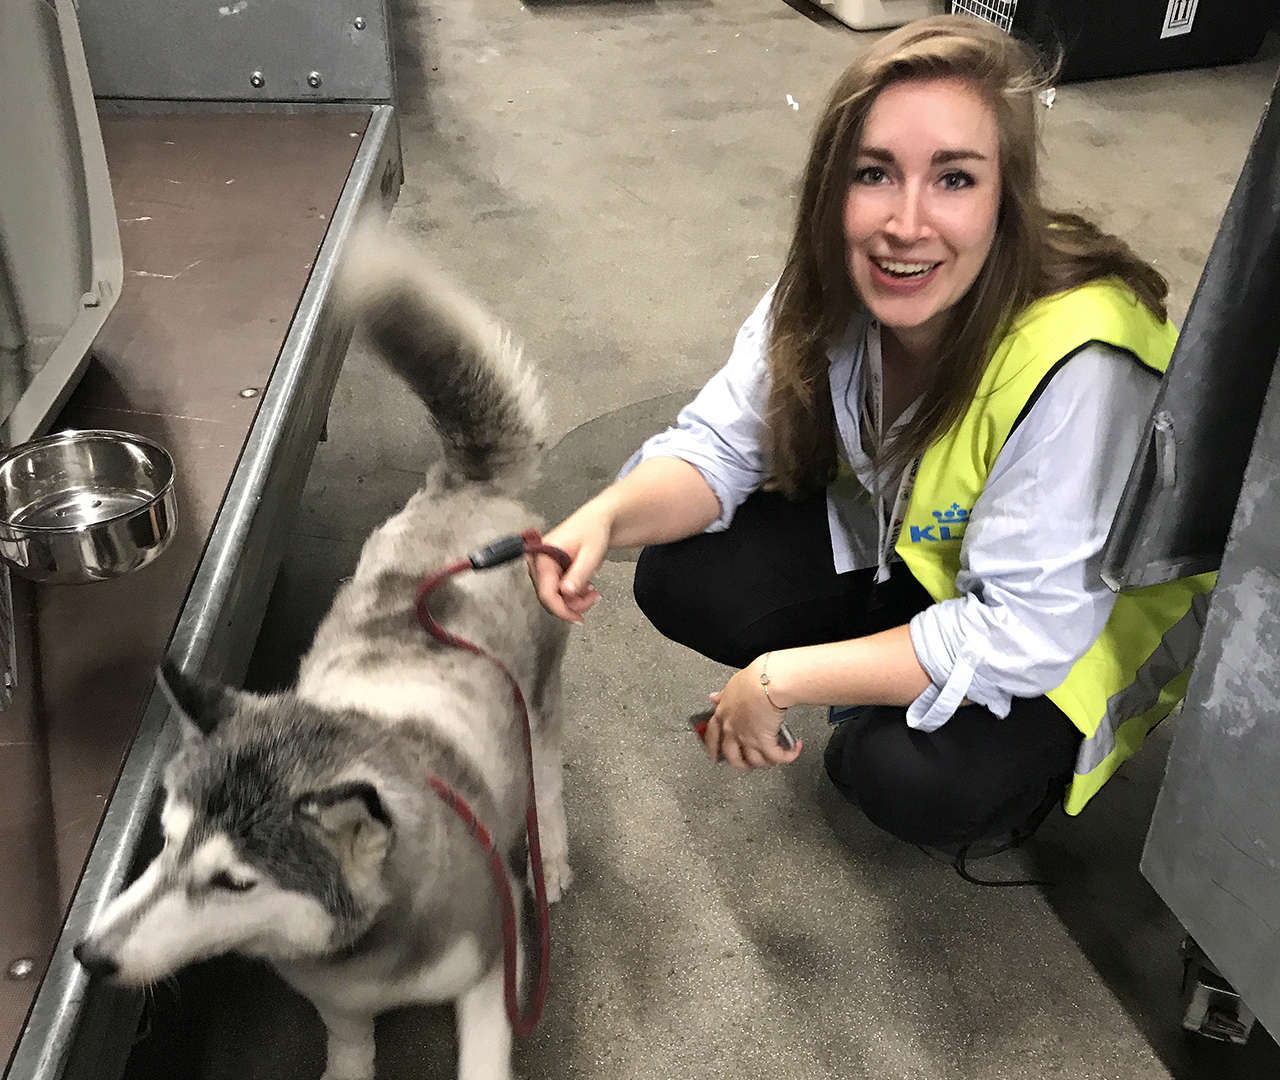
[75, 227, 572, 1080]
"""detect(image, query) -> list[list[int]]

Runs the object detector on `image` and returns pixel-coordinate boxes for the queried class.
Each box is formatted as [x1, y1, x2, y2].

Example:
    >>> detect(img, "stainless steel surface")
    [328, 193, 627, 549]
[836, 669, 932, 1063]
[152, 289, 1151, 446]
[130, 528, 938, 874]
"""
[76, 0, 393, 103]
[3, 103, 401, 1080]
[1141, 340, 1280, 1041]
[0, 0, 123, 447]
[0, 431, 175, 586]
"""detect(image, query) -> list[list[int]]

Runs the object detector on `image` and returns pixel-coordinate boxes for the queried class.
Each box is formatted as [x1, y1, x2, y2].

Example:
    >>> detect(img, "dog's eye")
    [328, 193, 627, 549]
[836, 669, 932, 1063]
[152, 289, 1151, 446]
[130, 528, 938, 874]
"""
[210, 871, 256, 893]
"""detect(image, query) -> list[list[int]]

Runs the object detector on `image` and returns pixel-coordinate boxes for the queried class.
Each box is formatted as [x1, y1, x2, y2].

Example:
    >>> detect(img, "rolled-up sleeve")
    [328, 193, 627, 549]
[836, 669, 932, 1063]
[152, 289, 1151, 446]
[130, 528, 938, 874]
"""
[905, 344, 1160, 732]
[619, 288, 775, 531]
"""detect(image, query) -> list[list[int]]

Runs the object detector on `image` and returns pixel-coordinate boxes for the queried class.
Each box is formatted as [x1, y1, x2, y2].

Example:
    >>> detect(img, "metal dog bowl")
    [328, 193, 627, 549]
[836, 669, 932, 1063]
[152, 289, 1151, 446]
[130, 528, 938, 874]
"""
[0, 429, 177, 584]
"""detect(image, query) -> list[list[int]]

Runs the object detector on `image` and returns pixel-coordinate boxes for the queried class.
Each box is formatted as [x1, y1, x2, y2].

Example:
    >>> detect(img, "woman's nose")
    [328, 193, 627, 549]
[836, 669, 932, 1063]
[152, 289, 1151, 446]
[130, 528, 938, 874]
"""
[884, 185, 927, 242]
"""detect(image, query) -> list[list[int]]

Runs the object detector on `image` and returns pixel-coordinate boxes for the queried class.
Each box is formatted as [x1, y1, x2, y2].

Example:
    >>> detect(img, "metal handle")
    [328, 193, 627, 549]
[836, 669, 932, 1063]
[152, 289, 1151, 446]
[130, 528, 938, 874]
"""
[1154, 410, 1177, 489]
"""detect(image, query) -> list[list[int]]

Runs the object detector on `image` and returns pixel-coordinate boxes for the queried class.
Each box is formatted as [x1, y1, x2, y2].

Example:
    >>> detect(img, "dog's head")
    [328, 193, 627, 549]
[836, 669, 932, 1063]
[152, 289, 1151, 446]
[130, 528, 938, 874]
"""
[75, 662, 394, 985]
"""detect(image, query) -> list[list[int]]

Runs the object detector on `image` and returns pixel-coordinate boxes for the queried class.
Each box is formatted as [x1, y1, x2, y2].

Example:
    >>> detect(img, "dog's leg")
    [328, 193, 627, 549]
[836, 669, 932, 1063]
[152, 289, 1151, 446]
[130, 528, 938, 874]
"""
[317, 1009, 376, 1080]
[531, 733, 572, 903]
[529, 653, 572, 903]
[456, 961, 512, 1080]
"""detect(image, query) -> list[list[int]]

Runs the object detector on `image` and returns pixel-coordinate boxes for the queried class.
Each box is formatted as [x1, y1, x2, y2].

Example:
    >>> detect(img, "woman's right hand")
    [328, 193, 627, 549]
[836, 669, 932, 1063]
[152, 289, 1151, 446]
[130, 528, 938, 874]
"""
[528, 458, 721, 623]
[528, 504, 609, 623]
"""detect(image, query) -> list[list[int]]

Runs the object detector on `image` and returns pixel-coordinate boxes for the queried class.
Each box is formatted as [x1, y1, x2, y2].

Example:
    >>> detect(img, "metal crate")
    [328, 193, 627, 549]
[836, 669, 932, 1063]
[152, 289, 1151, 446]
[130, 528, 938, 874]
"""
[949, 0, 1018, 32]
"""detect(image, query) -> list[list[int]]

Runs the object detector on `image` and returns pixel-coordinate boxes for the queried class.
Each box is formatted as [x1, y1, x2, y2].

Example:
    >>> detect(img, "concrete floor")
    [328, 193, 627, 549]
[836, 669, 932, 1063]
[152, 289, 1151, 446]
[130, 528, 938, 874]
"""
[126, 3, 1280, 1078]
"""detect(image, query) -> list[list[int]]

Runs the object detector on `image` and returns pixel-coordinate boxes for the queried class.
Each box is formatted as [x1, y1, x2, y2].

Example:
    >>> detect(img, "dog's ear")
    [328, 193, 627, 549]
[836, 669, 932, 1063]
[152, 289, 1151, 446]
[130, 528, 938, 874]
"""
[156, 659, 233, 740]
[296, 782, 392, 869]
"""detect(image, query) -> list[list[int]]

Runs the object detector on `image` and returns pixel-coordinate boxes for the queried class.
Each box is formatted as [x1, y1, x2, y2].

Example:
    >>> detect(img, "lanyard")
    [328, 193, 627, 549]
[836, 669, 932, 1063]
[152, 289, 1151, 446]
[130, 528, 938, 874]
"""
[862, 326, 920, 584]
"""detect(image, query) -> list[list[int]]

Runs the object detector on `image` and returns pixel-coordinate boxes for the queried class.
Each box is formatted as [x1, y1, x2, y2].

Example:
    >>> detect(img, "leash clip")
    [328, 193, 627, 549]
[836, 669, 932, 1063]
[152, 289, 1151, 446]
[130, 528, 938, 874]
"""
[468, 533, 528, 569]
[468, 530, 572, 574]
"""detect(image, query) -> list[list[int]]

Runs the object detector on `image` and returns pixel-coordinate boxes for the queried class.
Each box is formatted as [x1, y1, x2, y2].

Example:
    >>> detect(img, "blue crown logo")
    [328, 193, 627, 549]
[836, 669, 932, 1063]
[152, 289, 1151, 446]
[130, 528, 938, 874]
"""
[931, 503, 970, 525]
[909, 502, 971, 543]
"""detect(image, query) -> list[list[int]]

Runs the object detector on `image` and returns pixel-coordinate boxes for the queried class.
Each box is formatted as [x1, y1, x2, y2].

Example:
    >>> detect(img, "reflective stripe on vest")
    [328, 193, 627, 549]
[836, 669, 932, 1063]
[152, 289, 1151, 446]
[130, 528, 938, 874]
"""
[1061, 590, 1212, 814]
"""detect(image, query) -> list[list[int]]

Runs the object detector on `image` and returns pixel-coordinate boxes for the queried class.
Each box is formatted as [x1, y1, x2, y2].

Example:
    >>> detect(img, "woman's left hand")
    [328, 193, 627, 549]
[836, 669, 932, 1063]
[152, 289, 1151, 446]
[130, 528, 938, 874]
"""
[702, 656, 803, 771]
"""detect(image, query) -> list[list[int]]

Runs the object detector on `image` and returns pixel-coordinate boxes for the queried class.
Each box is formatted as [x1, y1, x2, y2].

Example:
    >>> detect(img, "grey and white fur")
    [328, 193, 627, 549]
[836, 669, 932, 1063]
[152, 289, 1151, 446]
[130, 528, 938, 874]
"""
[75, 224, 572, 1080]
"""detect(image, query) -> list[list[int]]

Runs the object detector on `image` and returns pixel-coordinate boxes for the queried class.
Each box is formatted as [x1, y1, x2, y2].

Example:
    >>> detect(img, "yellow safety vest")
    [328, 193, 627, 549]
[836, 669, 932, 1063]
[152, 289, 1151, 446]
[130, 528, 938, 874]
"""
[894, 280, 1216, 815]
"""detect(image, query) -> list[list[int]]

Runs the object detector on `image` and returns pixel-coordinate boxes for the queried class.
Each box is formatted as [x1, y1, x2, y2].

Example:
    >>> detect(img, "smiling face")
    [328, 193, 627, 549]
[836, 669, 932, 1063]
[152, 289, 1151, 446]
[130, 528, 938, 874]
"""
[842, 76, 1002, 360]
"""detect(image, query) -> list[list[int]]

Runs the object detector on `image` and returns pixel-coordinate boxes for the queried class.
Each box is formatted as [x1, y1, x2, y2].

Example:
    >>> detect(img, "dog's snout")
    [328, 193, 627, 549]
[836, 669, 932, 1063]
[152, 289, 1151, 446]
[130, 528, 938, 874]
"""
[72, 940, 119, 979]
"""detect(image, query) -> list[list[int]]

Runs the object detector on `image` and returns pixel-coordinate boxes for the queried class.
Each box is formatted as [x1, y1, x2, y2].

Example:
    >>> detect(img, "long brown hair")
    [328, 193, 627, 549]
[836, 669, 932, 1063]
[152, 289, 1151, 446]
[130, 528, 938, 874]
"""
[766, 15, 1168, 496]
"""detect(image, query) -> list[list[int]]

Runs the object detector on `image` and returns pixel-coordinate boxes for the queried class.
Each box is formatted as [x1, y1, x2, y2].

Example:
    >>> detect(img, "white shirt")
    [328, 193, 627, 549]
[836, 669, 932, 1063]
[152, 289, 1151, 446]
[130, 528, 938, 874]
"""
[622, 287, 1161, 732]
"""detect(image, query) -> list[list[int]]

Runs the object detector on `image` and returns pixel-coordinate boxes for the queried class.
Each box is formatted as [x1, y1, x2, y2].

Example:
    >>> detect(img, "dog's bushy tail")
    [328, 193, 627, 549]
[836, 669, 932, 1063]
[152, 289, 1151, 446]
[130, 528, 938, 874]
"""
[336, 220, 546, 491]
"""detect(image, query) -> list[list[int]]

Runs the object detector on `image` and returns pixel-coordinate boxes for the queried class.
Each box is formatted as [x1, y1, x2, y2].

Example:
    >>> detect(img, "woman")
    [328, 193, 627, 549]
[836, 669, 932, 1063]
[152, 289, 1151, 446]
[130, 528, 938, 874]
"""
[528, 16, 1214, 857]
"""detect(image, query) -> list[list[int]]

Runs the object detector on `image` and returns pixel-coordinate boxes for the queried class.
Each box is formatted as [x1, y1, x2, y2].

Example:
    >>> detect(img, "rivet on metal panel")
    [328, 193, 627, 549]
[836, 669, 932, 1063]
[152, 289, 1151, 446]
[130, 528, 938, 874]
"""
[354, 16, 366, 29]
[6, 959, 35, 981]
[250, 71, 265, 88]
[240, 388, 261, 399]
[81, 290, 101, 308]
[308, 71, 323, 88]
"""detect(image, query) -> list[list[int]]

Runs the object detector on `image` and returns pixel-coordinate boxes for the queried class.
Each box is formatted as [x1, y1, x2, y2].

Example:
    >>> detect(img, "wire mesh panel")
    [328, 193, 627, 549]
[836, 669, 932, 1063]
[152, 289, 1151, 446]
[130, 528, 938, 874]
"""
[949, 0, 1018, 32]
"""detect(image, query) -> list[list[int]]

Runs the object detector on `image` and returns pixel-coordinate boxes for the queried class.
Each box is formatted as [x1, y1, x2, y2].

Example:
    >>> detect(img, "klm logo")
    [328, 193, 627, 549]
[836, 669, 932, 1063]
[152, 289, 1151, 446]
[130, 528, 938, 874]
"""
[910, 503, 969, 543]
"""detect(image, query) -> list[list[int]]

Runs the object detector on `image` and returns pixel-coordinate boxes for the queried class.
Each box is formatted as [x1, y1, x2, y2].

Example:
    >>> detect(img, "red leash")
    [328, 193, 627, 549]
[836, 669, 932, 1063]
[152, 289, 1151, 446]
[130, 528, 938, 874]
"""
[414, 529, 570, 1038]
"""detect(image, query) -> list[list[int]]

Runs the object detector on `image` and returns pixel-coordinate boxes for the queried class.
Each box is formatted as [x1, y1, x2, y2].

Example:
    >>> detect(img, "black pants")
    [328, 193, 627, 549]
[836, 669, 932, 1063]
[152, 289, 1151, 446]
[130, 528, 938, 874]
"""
[633, 490, 1082, 850]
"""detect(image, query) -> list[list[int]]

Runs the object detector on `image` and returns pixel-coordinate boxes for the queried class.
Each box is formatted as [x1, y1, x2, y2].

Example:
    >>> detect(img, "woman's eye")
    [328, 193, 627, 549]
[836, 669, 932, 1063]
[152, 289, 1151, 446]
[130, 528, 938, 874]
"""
[853, 165, 888, 185]
[210, 871, 256, 893]
[940, 170, 975, 191]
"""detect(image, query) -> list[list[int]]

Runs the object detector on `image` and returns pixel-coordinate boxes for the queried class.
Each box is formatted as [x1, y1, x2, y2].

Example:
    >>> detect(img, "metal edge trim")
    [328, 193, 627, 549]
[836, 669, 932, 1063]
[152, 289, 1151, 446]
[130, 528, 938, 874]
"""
[96, 100, 382, 118]
[4, 103, 399, 1080]
[1102, 554, 1222, 593]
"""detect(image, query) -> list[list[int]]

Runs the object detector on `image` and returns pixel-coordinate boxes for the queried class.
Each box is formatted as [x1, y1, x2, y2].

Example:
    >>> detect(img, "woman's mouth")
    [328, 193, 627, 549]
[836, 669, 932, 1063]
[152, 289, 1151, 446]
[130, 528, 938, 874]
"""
[870, 256, 940, 281]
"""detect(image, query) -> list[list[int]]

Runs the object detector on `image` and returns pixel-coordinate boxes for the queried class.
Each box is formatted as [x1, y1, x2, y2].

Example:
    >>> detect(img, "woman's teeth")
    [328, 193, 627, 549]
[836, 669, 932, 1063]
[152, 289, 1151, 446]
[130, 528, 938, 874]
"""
[874, 259, 937, 279]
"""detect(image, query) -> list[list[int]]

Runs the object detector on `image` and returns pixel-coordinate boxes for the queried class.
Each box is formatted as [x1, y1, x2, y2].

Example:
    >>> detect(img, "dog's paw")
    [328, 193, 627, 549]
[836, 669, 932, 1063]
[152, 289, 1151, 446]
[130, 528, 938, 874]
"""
[537, 856, 573, 904]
